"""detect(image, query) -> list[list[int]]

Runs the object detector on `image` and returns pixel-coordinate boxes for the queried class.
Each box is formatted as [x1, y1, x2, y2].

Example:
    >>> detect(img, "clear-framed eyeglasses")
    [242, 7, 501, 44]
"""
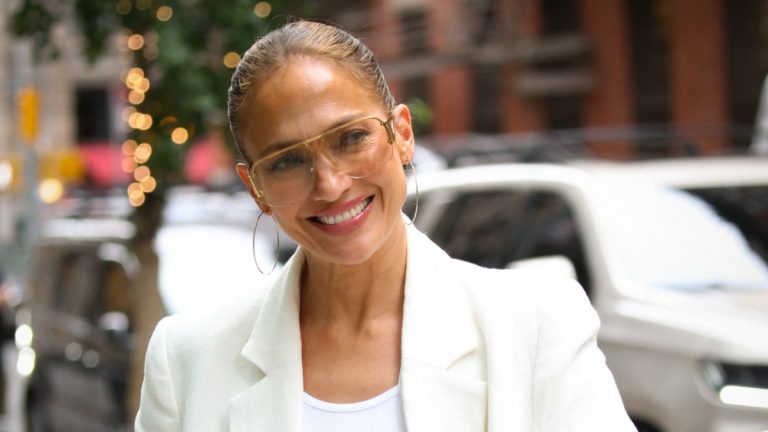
[247, 115, 395, 207]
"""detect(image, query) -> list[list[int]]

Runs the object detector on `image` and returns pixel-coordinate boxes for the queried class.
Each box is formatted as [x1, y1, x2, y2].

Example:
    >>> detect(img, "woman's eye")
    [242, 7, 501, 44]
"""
[266, 151, 308, 173]
[336, 129, 371, 151]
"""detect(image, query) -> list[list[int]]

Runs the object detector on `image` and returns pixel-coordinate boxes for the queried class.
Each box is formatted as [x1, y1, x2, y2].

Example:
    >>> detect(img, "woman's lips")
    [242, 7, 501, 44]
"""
[314, 196, 372, 225]
[309, 196, 374, 234]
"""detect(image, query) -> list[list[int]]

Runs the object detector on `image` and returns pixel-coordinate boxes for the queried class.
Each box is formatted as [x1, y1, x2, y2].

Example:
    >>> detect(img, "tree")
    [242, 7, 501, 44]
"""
[9, 0, 311, 419]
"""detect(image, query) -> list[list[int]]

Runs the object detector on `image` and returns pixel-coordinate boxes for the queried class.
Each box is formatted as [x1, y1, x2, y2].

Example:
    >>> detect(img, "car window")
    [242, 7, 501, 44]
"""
[686, 185, 768, 264]
[99, 260, 132, 317]
[55, 251, 99, 319]
[427, 189, 592, 293]
[595, 184, 768, 291]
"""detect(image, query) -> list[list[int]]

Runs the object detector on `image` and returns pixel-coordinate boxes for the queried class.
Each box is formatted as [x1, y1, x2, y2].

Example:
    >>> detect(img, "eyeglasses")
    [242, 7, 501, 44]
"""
[247, 115, 395, 207]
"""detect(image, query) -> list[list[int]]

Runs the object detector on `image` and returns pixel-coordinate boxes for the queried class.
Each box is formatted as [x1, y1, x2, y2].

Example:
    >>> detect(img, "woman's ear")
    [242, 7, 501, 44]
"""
[235, 163, 272, 214]
[392, 104, 415, 165]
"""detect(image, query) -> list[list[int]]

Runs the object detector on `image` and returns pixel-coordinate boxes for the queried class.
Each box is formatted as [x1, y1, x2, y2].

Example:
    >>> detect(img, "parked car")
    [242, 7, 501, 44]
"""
[584, 155, 768, 264]
[406, 162, 768, 432]
[14, 188, 281, 432]
[16, 217, 138, 432]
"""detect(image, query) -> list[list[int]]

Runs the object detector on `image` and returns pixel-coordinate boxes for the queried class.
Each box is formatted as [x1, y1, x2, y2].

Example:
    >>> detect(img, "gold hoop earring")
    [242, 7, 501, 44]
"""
[405, 158, 419, 226]
[252, 211, 279, 275]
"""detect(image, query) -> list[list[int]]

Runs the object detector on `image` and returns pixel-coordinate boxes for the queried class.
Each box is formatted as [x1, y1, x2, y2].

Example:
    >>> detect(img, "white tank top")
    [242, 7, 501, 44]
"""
[302, 384, 406, 432]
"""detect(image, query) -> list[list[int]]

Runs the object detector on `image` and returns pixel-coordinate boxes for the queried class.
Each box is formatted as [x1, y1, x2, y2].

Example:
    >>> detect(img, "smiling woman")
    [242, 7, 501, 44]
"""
[135, 20, 637, 432]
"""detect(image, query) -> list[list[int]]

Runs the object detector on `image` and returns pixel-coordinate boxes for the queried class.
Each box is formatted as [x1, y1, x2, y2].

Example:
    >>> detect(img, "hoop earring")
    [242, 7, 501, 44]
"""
[252, 211, 279, 275]
[405, 158, 419, 226]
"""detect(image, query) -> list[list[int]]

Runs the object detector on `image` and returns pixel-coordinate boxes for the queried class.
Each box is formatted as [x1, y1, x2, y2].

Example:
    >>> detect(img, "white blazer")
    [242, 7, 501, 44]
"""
[136, 225, 636, 431]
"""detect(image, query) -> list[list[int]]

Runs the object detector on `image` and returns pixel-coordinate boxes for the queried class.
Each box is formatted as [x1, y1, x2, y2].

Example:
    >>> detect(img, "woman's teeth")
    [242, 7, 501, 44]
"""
[317, 198, 371, 225]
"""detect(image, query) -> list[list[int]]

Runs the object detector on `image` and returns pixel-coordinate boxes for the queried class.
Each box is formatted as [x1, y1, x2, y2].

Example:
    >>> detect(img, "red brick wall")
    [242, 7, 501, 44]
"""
[669, 0, 728, 153]
[581, 0, 635, 159]
[501, 0, 546, 133]
[428, 0, 472, 134]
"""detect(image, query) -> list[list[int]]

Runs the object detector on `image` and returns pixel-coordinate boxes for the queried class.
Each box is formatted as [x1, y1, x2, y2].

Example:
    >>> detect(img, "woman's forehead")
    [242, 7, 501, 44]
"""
[254, 56, 370, 106]
[240, 57, 383, 151]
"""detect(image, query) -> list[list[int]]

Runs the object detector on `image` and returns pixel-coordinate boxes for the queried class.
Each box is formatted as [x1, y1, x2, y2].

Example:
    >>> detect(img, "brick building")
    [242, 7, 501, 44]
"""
[323, 0, 768, 157]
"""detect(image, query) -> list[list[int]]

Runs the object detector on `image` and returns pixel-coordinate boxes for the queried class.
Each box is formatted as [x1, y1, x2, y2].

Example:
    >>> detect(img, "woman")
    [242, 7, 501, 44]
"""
[136, 20, 636, 432]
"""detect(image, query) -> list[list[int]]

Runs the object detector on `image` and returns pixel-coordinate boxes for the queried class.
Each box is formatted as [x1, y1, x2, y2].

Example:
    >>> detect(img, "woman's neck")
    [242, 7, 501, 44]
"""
[299, 223, 407, 329]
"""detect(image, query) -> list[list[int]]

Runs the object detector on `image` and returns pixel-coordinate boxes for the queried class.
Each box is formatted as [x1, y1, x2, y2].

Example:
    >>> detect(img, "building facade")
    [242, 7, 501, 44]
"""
[325, 0, 768, 158]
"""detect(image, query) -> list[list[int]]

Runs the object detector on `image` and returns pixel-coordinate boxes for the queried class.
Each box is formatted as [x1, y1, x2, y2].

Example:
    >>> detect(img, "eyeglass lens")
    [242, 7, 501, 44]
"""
[250, 117, 393, 207]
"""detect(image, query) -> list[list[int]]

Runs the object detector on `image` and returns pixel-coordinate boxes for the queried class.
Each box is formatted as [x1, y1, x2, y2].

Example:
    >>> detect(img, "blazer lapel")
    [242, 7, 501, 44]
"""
[400, 226, 488, 431]
[229, 250, 306, 432]
[228, 227, 488, 431]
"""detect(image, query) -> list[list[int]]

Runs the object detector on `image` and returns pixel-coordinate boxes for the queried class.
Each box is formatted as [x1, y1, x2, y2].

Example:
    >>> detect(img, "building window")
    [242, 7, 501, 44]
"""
[542, 0, 580, 35]
[628, 0, 670, 126]
[726, 0, 768, 149]
[76, 87, 111, 143]
[400, 8, 432, 135]
[472, 65, 501, 133]
[541, 0, 583, 129]
[399, 8, 428, 56]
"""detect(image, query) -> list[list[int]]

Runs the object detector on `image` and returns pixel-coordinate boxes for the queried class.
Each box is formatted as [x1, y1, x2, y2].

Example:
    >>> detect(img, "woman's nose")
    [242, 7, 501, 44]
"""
[309, 153, 352, 202]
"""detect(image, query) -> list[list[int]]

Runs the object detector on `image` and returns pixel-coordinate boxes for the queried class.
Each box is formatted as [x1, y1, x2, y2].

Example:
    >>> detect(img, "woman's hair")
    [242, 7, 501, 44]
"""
[227, 20, 396, 162]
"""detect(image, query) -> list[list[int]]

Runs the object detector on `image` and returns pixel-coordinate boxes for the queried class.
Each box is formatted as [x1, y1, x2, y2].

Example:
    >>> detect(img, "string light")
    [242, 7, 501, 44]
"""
[135, 77, 151, 93]
[125, 68, 145, 89]
[129, 194, 146, 207]
[128, 181, 146, 206]
[254, 2, 272, 17]
[38, 178, 64, 204]
[140, 176, 157, 193]
[128, 90, 145, 105]
[121, 139, 137, 156]
[121, 158, 136, 174]
[128, 113, 153, 131]
[144, 31, 159, 45]
[133, 143, 152, 163]
[134, 165, 151, 181]
[136, 0, 152, 11]
[159, 116, 177, 127]
[171, 127, 189, 144]
[121, 106, 137, 122]
[144, 46, 159, 60]
[156, 5, 173, 21]
[0, 160, 12, 190]
[223, 52, 241, 68]
[127, 34, 145, 51]
[116, 0, 131, 15]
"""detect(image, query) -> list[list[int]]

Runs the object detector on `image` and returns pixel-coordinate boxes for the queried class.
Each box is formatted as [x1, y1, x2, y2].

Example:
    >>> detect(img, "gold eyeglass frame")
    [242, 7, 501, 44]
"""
[247, 114, 395, 204]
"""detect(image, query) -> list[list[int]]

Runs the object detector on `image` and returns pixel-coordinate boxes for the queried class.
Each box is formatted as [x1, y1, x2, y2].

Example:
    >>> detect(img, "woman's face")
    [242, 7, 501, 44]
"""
[236, 56, 414, 266]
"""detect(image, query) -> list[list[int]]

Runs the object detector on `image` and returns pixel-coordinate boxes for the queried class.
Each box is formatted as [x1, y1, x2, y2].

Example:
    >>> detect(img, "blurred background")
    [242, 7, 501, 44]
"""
[1, 0, 768, 431]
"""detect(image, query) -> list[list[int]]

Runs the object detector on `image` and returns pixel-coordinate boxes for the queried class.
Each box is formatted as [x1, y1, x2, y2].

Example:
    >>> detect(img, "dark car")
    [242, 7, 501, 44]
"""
[18, 218, 137, 432]
[15, 189, 281, 432]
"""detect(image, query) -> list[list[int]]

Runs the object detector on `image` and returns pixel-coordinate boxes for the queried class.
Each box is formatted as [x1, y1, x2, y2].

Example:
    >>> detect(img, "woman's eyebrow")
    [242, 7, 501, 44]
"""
[258, 113, 364, 156]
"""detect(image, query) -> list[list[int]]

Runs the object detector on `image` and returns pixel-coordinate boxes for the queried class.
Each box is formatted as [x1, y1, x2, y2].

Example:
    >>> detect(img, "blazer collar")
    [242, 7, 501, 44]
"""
[400, 225, 487, 431]
[231, 249, 305, 432]
[400, 225, 479, 368]
[230, 225, 485, 432]
[240, 248, 304, 374]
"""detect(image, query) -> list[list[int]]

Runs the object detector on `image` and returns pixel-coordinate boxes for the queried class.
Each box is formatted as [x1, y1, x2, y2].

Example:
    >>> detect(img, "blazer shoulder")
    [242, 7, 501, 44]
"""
[158, 281, 271, 354]
[451, 258, 591, 316]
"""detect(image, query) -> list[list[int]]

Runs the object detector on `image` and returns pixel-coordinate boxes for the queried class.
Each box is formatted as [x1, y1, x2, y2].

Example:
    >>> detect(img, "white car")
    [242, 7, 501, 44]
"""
[588, 155, 768, 266]
[407, 162, 768, 432]
[157, 187, 283, 314]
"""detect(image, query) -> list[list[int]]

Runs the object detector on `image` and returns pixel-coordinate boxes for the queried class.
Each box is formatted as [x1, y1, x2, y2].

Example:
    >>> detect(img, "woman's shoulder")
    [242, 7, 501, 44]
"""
[450, 257, 592, 317]
[154, 280, 272, 354]
[408, 226, 591, 314]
